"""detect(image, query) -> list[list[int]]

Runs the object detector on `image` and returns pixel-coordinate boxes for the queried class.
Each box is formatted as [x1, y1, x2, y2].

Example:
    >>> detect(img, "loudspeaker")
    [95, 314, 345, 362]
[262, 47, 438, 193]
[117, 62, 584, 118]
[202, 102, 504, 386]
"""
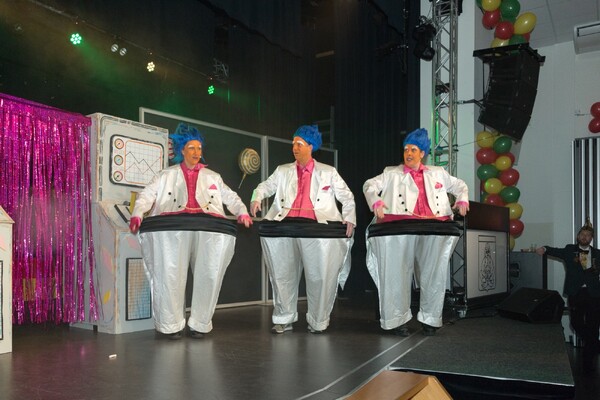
[497, 287, 564, 323]
[477, 45, 543, 141]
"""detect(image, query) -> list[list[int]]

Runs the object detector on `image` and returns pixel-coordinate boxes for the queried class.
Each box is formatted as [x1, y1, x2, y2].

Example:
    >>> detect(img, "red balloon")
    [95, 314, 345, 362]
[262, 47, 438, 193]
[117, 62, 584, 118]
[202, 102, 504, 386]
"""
[495, 21, 514, 40]
[591, 102, 600, 118]
[504, 152, 515, 164]
[523, 32, 531, 42]
[499, 168, 520, 186]
[482, 10, 501, 30]
[484, 193, 505, 206]
[476, 148, 498, 164]
[589, 117, 600, 134]
[509, 219, 524, 237]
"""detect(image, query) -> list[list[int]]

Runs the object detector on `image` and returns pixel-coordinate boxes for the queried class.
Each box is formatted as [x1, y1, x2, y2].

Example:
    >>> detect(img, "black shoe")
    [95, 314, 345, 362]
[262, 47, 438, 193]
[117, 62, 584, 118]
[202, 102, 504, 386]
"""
[166, 330, 183, 340]
[391, 324, 410, 337]
[189, 329, 204, 339]
[421, 323, 437, 336]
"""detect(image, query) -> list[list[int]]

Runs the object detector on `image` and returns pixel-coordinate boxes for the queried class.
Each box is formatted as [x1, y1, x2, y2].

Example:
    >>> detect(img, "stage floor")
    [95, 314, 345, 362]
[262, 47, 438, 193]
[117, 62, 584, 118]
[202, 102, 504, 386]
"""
[0, 298, 587, 400]
[390, 311, 575, 399]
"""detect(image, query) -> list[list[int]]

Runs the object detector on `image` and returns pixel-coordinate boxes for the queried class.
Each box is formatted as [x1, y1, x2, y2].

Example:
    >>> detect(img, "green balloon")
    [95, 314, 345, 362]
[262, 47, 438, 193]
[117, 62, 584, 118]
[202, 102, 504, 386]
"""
[477, 164, 499, 181]
[476, 0, 483, 8]
[500, 0, 521, 21]
[493, 136, 513, 154]
[500, 186, 521, 203]
[509, 35, 526, 45]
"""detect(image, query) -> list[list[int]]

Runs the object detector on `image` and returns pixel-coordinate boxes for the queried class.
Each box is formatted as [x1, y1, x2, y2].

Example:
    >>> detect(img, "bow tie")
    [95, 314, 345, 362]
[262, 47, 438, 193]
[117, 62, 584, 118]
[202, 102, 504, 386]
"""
[579, 249, 589, 254]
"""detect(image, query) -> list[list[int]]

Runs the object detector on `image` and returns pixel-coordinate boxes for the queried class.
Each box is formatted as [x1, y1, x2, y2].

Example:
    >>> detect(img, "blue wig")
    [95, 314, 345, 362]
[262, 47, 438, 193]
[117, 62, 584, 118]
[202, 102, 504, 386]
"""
[293, 125, 322, 152]
[404, 128, 430, 156]
[170, 123, 205, 164]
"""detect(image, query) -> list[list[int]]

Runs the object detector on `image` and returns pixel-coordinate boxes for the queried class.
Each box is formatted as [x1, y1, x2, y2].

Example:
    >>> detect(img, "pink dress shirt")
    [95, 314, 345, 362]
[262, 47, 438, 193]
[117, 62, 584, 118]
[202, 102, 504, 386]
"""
[286, 159, 317, 220]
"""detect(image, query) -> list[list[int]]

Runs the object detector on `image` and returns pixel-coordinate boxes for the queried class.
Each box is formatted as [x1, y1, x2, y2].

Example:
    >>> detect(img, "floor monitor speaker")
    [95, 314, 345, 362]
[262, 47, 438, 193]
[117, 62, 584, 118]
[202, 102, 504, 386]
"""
[497, 287, 564, 323]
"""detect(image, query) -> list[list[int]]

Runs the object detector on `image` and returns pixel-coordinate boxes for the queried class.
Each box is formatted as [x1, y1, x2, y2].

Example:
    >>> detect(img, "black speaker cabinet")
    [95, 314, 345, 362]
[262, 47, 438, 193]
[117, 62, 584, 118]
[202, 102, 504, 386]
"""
[497, 287, 564, 323]
[478, 104, 531, 141]
[474, 44, 545, 141]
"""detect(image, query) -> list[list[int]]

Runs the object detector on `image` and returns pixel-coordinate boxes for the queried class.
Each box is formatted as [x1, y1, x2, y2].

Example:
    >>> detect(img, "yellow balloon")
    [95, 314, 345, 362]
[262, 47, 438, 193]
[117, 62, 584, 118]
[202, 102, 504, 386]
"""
[514, 12, 537, 35]
[506, 202, 523, 219]
[509, 235, 515, 251]
[495, 155, 513, 171]
[491, 38, 510, 48]
[481, 0, 501, 12]
[476, 130, 495, 148]
[484, 178, 503, 194]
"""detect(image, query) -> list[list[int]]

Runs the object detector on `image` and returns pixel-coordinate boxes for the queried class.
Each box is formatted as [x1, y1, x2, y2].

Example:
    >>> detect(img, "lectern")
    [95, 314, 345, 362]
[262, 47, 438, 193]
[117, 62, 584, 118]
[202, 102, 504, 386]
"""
[450, 202, 510, 316]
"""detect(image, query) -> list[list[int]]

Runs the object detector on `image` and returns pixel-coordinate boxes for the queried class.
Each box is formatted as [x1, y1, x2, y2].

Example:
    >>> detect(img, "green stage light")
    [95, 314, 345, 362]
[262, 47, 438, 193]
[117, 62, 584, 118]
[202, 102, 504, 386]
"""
[207, 85, 215, 95]
[70, 33, 82, 45]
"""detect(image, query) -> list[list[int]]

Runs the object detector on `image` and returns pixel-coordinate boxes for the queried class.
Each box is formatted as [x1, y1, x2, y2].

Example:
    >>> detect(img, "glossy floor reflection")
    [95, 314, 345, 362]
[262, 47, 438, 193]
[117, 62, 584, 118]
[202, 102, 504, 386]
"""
[1, 297, 598, 400]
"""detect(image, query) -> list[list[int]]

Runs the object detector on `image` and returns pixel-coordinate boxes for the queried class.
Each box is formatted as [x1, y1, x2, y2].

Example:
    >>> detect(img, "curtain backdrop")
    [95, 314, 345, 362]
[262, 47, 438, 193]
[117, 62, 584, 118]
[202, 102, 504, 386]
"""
[203, 0, 303, 56]
[0, 93, 97, 324]
[334, 0, 421, 294]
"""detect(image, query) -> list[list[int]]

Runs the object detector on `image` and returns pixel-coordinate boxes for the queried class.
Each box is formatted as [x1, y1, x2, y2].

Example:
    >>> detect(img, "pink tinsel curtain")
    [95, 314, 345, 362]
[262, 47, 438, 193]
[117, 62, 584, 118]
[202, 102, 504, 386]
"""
[0, 93, 97, 324]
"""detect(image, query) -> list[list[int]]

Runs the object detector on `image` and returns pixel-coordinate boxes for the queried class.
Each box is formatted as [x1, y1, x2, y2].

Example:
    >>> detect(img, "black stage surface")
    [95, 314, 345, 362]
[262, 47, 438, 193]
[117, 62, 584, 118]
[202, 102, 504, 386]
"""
[390, 313, 575, 400]
[1, 301, 580, 400]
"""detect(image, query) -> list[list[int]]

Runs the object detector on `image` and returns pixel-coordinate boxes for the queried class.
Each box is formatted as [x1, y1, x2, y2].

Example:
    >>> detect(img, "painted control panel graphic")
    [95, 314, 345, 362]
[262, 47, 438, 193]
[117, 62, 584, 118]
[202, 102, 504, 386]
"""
[110, 135, 164, 186]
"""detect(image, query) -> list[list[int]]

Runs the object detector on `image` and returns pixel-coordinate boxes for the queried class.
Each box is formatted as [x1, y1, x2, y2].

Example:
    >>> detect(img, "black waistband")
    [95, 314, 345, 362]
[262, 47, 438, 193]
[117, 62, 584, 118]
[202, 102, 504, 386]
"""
[258, 218, 348, 238]
[367, 219, 461, 238]
[139, 213, 237, 236]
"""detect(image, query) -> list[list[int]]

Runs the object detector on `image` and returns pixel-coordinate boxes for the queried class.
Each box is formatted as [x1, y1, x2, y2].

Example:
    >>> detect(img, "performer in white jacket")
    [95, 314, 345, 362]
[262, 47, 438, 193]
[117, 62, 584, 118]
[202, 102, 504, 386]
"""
[250, 125, 355, 334]
[130, 124, 252, 339]
[363, 128, 469, 336]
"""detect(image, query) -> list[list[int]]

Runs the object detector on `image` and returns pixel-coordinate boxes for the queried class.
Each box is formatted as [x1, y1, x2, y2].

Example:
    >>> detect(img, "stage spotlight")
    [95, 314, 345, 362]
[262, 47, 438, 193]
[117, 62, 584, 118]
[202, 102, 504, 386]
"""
[70, 33, 83, 46]
[147, 62, 155, 72]
[412, 17, 436, 61]
[111, 44, 119, 53]
[119, 47, 127, 56]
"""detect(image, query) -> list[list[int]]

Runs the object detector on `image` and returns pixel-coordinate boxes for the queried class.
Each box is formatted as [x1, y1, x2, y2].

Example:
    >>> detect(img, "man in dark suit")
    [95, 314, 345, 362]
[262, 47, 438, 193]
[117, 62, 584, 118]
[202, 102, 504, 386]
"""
[536, 219, 600, 372]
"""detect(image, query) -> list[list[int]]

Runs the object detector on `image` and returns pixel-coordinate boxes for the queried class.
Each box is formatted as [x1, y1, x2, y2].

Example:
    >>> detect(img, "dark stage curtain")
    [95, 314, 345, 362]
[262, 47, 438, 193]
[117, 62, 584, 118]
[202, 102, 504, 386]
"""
[334, 0, 421, 295]
[224, 20, 314, 138]
[1, 0, 312, 136]
[201, 0, 303, 56]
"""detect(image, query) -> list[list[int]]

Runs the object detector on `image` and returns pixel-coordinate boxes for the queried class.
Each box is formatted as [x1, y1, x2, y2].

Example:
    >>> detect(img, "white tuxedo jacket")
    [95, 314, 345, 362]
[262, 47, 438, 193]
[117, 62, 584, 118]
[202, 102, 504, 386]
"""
[132, 164, 248, 219]
[251, 160, 356, 225]
[363, 164, 468, 218]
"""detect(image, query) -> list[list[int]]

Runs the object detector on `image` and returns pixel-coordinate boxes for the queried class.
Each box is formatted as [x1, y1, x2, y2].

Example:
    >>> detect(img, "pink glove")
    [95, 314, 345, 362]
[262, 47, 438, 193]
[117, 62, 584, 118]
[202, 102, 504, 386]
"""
[372, 200, 386, 219]
[129, 217, 142, 233]
[237, 214, 253, 228]
[372, 200, 386, 211]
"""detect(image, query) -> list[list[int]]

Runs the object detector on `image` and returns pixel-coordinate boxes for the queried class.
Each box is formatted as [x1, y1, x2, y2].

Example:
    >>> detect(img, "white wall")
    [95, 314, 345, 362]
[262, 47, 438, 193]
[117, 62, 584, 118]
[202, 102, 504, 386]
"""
[516, 42, 600, 291]
[419, 1, 600, 293]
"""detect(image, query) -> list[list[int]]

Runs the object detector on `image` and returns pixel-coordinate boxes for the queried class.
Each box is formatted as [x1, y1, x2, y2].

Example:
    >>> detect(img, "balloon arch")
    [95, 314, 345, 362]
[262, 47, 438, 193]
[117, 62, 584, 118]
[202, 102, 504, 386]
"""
[477, 0, 537, 48]
[475, 0, 538, 249]
[476, 132, 522, 250]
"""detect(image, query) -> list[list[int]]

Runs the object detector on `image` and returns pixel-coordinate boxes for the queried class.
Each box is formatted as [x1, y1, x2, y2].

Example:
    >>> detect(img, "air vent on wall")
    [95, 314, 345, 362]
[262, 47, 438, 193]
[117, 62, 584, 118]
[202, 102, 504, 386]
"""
[573, 21, 600, 54]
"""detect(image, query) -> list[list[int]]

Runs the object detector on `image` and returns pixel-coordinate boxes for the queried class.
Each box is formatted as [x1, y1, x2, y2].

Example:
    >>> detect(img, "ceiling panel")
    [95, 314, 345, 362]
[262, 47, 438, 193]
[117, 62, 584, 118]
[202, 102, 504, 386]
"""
[522, 0, 600, 49]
